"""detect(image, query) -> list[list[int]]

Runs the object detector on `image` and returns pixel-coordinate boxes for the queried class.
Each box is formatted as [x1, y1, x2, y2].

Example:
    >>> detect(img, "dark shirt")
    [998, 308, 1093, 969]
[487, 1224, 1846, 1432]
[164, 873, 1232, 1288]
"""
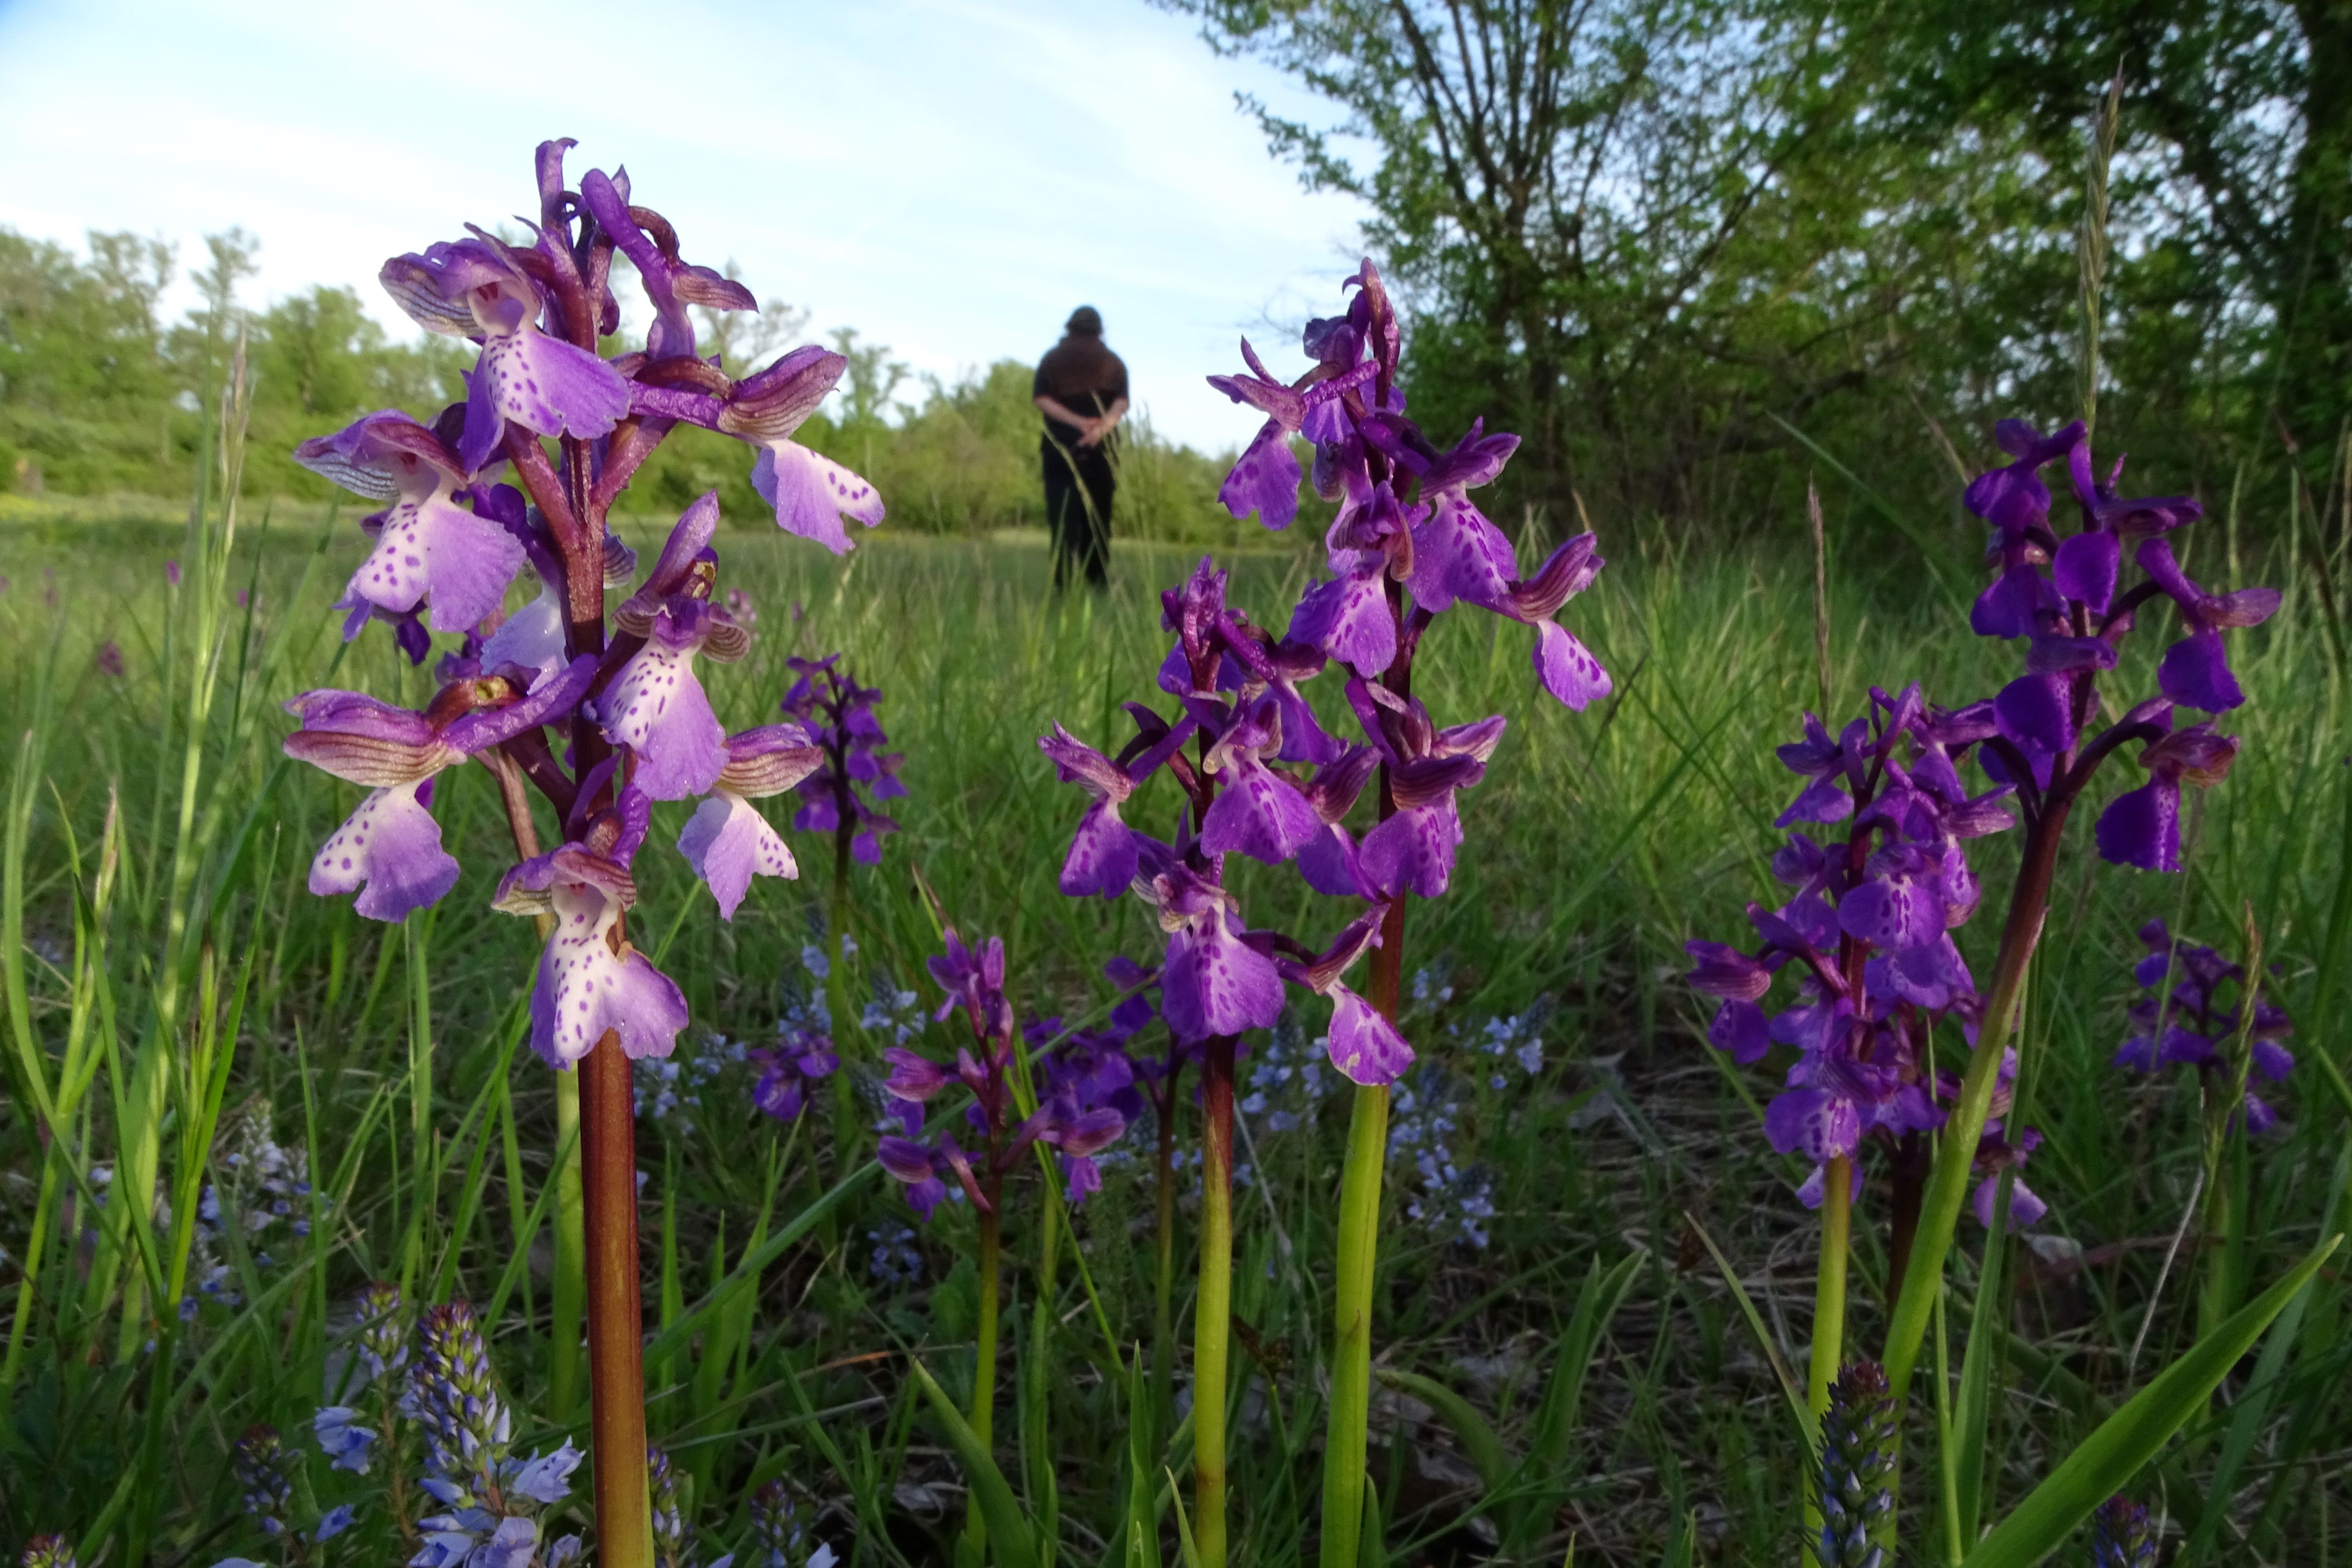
[1034, 337, 1129, 449]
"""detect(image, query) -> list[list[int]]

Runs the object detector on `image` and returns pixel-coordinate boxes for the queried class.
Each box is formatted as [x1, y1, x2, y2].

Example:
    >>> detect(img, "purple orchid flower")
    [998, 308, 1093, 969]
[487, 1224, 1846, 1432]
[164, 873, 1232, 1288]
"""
[2113, 918, 2293, 1132]
[379, 236, 633, 474]
[284, 657, 596, 922]
[295, 412, 527, 637]
[2093, 717, 2241, 872]
[1199, 695, 1323, 864]
[676, 724, 825, 919]
[599, 598, 748, 801]
[1038, 723, 1140, 896]
[1206, 261, 1611, 715]
[877, 928, 1130, 1218]
[1686, 686, 2015, 1205]
[717, 344, 886, 552]
[1953, 420, 2273, 870]
[1970, 1120, 2046, 1229]
[494, 842, 688, 1068]
[1139, 852, 1286, 1045]
[748, 1026, 838, 1123]
[578, 167, 755, 363]
[1353, 687, 1504, 899]
[783, 654, 905, 869]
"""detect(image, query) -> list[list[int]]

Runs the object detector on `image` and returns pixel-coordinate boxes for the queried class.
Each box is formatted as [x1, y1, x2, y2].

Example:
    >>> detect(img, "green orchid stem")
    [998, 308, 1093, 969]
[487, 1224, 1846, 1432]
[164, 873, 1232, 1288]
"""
[1877, 791, 2075, 1551]
[1322, 797, 1408, 1568]
[1884, 803, 2063, 1391]
[1196, 1036, 1237, 1568]
[1810, 1153, 1852, 1414]
[1153, 1079, 1179, 1456]
[552, 956, 587, 1426]
[1802, 1153, 1852, 1568]
[1322, 1081, 1392, 1568]
[582, 1033, 652, 1568]
[965, 1187, 1004, 1561]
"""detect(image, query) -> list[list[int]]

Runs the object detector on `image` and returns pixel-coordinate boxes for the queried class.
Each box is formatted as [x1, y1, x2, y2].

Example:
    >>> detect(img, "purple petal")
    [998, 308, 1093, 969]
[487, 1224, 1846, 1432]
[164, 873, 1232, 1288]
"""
[1289, 571, 1396, 674]
[1201, 759, 1323, 865]
[480, 580, 567, 688]
[603, 642, 728, 800]
[1161, 917, 1284, 1042]
[1297, 823, 1367, 897]
[1708, 1000, 1771, 1065]
[460, 327, 632, 472]
[309, 781, 460, 922]
[1970, 563, 2057, 639]
[877, 1136, 937, 1184]
[530, 883, 690, 1068]
[341, 491, 526, 634]
[2051, 530, 2120, 611]
[1776, 772, 1854, 828]
[1269, 682, 1348, 765]
[1530, 619, 1612, 710]
[1060, 798, 1139, 899]
[1686, 941, 1772, 1001]
[1405, 494, 1514, 613]
[1219, 419, 1302, 529]
[1839, 877, 1936, 951]
[2094, 776, 2180, 872]
[751, 440, 885, 554]
[678, 793, 797, 920]
[1764, 1088, 1861, 1163]
[2158, 629, 2245, 712]
[1994, 674, 2073, 756]
[1357, 802, 1463, 899]
[1324, 984, 1414, 1086]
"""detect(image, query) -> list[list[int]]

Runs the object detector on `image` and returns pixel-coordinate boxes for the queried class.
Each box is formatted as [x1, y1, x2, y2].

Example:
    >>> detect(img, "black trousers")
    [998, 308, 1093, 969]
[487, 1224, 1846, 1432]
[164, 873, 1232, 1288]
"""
[1042, 436, 1114, 590]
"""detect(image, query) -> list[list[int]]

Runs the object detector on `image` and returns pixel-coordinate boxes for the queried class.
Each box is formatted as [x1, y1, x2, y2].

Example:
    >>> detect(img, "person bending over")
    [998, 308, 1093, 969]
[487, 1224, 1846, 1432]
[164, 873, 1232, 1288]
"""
[1033, 306, 1128, 590]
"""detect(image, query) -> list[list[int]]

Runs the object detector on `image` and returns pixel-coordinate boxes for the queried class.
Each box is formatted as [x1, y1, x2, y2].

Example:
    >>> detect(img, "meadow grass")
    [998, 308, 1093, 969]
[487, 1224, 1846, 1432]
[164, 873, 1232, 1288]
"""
[1, 492, 2348, 1566]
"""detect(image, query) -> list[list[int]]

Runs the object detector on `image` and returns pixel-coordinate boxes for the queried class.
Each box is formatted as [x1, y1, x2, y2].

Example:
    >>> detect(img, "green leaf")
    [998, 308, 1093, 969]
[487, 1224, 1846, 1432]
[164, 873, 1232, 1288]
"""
[1375, 1368, 1508, 1491]
[911, 1355, 1039, 1568]
[1358, 1474, 1385, 1568]
[1962, 1232, 2342, 1568]
[1951, 1167, 2017, 1542]
[1529, 1251, 1644, 1472]
[2184, 1143, 2352, 1563]
[1166, 1467, 1203, 1568]
[1123, 1348, 1162, 1568]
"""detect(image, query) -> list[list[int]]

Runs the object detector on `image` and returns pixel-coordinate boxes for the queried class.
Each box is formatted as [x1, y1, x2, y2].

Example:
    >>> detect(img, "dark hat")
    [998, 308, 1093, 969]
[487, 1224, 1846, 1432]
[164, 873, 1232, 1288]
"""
[1065, 305, 1103, 336]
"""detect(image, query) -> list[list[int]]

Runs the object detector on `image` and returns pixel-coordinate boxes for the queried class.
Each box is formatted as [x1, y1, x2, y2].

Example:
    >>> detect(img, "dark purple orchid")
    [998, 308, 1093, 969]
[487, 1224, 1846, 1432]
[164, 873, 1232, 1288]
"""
[748, 1026, 838, 1124]
[1036, 558, 1410, 1084]
[783, 654, 906, 873]
[1956, 419, 2265, 852]
[1027, 990, 1152, 1203]
[1208, 261, 1612, 715]
[877, 929, 1128, 1220]
[1686, 687, 2020, 1210]
[2113, 918, 2293, 1133]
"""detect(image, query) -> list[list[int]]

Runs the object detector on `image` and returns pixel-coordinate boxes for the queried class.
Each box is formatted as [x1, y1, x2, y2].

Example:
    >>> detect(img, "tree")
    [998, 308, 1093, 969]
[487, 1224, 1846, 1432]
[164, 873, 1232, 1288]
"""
[1856, 0, 2352, 471]
[1167, 0, 1954, 521]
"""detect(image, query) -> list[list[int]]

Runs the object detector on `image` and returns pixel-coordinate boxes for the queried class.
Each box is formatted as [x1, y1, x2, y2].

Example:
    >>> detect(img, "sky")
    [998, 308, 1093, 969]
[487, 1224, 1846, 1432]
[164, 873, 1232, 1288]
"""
[0, 0, 1372, 451]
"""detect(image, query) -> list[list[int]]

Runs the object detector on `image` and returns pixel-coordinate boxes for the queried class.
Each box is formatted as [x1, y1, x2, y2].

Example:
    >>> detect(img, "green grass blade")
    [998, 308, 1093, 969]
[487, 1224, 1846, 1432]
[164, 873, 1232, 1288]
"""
[1685, 1211, 1815, 1453]
[911, 1355, 1039, 1568]
[639, 1160, 880, 1371]
[1962, 1232, 2342, 1568]
[2182, 1142, 2352, 1563]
